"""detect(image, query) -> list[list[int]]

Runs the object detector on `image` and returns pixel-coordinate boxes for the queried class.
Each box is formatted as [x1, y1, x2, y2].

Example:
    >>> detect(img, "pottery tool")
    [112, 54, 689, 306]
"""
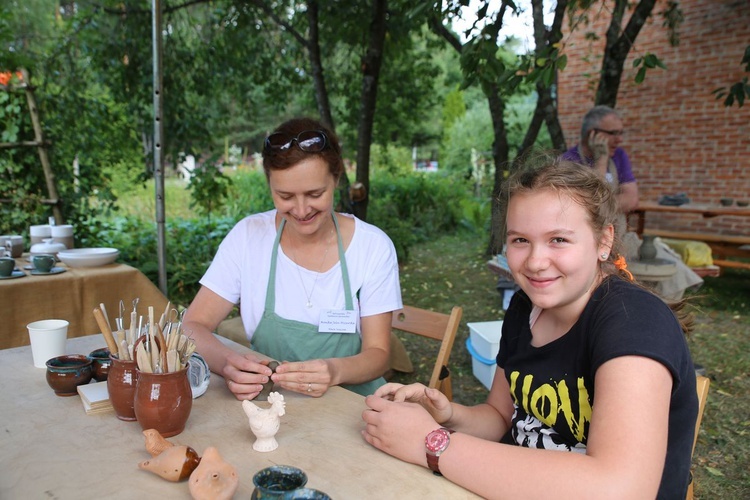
[93, 306, 120, 357]
[136, 339, 152, 373]
[99, 303, 112, 332]
[158, 301, 172, 331]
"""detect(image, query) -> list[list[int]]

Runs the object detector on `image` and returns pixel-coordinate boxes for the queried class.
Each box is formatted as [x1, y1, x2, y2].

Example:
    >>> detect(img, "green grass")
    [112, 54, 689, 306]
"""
[114, 177, 195, 221]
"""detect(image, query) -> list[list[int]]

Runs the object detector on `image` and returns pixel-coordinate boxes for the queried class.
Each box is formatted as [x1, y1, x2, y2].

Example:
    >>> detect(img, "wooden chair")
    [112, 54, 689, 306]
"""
[686, 375, 710, 500]
[390, 305, 463, 401]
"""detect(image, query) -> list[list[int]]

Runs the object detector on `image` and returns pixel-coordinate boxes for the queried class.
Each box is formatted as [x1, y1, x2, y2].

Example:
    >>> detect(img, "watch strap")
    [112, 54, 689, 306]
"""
[426, 428, 455, 476]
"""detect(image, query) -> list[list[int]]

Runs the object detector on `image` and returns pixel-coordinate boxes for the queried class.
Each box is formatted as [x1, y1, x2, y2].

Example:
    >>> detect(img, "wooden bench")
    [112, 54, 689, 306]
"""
[644, 229, 750, 272]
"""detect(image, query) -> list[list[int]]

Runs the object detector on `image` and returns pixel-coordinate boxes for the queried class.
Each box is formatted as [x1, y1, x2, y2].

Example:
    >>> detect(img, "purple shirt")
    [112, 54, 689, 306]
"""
[561, 146, 637, 185]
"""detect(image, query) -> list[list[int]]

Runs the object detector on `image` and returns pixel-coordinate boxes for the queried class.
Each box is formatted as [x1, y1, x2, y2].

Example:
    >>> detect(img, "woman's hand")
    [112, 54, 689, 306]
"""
[361, 394, 439, 467]
[221, 353, 275, 400]
[374, 383, 454, 424]
[271, 358, 334, 397]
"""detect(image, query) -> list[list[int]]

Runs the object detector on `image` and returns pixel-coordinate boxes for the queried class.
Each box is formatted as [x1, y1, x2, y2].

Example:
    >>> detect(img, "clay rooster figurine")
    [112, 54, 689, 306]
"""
[242, 391, 286, 452]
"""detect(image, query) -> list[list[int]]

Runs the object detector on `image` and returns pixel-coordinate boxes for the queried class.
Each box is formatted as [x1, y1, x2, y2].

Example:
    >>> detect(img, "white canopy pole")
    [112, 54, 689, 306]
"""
[152, 0, 167, 295]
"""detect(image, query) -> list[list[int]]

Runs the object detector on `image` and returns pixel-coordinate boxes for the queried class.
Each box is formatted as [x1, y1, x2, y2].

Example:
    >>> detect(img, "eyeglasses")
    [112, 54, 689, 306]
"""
[264, 130, 328, 153]
[594, 128, 625, 137]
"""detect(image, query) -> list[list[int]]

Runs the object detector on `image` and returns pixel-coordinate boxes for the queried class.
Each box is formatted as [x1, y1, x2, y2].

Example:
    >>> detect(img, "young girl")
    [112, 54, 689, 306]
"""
[362, 158, 698, 499]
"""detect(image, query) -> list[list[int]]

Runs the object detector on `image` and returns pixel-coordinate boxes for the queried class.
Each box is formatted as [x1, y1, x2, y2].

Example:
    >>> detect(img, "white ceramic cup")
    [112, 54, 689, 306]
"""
[27, 319, 69, 368]
[30, 225, 52, 246]
[50, 225, 74, 249]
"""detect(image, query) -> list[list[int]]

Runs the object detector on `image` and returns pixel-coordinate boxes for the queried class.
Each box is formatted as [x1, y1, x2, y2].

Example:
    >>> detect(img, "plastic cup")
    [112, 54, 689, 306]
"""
[27, 319, 69, 368]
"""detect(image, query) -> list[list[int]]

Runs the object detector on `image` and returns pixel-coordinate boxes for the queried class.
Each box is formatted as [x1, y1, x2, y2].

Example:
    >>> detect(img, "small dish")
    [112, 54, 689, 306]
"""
[719, 197, 734, 206]
[46, 354, 93, 396]
[57, 248, 119, 268]
[0, 270, 26, 280]
[737, 200, 749, 207]
[30, 267, 66, 276]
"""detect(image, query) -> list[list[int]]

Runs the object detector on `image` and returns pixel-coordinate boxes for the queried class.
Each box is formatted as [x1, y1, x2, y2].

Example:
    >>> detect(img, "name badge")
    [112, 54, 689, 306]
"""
[318, 310, 357, 334]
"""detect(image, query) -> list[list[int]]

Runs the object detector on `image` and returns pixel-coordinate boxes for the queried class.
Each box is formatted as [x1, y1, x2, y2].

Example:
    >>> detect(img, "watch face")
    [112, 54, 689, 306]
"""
[425, 428, 451, 454]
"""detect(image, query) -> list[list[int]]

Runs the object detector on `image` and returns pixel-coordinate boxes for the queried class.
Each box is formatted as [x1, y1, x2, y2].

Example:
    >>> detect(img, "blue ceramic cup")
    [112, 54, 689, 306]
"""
[32, 254, 55, 273]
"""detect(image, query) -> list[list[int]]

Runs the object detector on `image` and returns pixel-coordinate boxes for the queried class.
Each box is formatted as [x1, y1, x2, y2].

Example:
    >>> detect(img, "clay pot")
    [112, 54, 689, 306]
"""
[134, 368, 192, 438]
[88, 347, 111, 382]
[45, 355, 93, 396]
[639, 235, 658, 261]
[107, 354, 139, 421]
[251, 465, 308, 499]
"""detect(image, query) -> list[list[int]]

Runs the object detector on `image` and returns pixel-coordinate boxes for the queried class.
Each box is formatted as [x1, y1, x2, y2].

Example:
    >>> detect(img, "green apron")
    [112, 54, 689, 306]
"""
[251, 214, 385, 396]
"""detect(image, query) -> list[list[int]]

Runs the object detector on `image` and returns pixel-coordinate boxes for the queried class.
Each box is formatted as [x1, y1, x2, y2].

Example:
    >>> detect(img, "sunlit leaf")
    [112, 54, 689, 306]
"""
[705, 467, 725, 477]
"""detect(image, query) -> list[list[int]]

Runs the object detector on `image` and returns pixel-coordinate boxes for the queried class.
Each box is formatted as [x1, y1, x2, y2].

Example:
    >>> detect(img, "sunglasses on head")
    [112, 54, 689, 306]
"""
[264, 130, 328, 153]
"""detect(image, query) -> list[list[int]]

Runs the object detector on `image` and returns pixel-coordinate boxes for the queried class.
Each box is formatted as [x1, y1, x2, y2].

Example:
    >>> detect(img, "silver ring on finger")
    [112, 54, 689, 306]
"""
[307, 383, 312, 393]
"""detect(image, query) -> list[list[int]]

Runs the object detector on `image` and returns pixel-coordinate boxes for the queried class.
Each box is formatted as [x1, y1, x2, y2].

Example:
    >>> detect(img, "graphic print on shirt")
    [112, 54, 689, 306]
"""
[508, 370, 592, 452]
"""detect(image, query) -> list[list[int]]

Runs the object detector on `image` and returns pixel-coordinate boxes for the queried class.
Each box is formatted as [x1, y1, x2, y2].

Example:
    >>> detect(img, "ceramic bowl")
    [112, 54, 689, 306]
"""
[252, 465, 308, 499]
[57, 248, 119, 268]
[737, 200, 749, 207]
[88, 347, 112, 382]
[285, 488, 332, 499]
[719, 197, 734, 206]
[46, 355, 93, 396]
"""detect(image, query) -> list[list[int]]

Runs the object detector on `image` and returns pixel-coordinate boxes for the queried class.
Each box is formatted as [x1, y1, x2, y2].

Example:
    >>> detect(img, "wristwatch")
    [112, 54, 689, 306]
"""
[425, 427, 455, 476]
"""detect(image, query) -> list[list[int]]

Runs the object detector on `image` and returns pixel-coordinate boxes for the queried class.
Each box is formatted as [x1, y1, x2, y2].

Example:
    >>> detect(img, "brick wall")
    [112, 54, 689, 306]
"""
[557, 0, 750, 236]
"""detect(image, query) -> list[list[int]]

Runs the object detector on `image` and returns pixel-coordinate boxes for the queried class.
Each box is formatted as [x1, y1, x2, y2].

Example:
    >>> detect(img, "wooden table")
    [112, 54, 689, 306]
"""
[0, 335, 479, 499]
[631, 201, 750, 235]
[1, 257, 169, 350]
[631, 201, 750, 270]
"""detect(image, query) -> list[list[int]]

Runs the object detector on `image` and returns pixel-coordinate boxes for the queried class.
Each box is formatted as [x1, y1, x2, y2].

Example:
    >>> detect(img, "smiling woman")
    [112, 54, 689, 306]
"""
[181, 116, 404, 402]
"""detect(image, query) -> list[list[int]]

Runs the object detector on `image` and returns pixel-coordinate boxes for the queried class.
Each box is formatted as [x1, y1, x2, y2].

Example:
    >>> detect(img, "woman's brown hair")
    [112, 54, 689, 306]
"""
[261, 117, 344, 182]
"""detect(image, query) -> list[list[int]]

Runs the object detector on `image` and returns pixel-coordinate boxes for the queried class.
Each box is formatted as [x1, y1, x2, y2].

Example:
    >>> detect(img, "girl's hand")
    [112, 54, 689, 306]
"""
[375, 383, 453, 425]
[222, 354, 274, 400]
[271, 358, 334, 397]
[362, 394, 439, 467]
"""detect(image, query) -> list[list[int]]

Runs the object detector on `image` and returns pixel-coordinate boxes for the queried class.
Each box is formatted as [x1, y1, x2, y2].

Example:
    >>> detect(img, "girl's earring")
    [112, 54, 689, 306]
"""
[600, 253, 609, 260]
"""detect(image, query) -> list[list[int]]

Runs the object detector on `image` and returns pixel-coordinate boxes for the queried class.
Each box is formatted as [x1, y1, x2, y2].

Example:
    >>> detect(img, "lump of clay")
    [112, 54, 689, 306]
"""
[189, 446, 239, 500]
[257, 360, 280, 401]
[138, 445, 201, 482]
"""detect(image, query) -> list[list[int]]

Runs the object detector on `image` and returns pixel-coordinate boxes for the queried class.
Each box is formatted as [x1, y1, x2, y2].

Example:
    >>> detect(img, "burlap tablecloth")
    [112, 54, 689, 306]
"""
[2, 256, 169, 349]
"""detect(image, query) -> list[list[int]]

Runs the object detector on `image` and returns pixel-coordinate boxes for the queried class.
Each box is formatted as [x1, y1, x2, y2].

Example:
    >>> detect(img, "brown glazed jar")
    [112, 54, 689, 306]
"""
[134, 368, 192, 438]
[107, 355, 139, 421]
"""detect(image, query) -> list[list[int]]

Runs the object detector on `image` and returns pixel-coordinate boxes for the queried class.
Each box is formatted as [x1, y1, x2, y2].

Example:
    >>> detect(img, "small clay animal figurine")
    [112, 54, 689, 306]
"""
[138, 445, 201, 482]
[242, 392, 286, 452]
[143, 428, 176, 457]
[188, 446, 239, 500]
[257, 360, 280, 401]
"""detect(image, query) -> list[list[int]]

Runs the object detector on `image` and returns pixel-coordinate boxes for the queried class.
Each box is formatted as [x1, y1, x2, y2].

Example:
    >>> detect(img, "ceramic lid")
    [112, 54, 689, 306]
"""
[30, 238, 67, 255]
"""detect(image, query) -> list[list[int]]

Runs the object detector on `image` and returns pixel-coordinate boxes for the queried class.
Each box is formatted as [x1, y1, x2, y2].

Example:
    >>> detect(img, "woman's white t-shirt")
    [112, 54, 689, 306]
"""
[200, 210, 403, 341]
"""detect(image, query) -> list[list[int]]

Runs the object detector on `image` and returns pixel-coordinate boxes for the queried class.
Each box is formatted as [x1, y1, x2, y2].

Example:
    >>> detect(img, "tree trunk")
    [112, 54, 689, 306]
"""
[304, 1, 353, 212]
[306, 1, 335, 131]
[352, 0, 388, 221]
[595, 0, 657, 106]
[486, 84, 510, 255]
